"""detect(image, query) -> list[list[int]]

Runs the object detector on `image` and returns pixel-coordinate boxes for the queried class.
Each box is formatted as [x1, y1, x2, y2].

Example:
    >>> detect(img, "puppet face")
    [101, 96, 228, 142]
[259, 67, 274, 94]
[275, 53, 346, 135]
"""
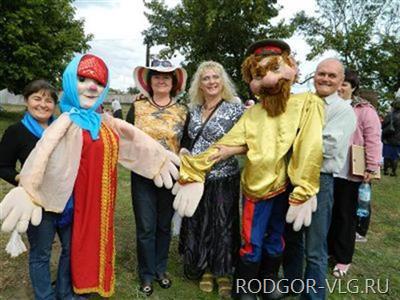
[248, 56, 296, 96]
[241, 53, 297, 117]
[200, 68, 223, 99]
[77, 76, 105, 109]
[26, 89, 56, 123]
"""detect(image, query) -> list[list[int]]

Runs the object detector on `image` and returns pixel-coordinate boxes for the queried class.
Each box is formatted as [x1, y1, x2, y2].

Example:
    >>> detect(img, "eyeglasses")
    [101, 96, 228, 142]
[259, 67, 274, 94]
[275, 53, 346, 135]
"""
[151, 59, 173, 68]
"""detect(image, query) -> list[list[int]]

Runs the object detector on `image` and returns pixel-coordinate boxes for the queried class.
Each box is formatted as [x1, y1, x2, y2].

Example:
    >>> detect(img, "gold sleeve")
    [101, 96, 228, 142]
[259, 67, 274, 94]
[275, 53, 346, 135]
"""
[179, 112, 248, 183]
[287, 94, 324, 204]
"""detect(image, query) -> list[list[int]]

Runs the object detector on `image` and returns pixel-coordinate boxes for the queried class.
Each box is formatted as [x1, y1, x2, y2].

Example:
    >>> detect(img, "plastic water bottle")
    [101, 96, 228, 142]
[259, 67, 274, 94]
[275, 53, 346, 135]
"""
[357, 183, 371, 217]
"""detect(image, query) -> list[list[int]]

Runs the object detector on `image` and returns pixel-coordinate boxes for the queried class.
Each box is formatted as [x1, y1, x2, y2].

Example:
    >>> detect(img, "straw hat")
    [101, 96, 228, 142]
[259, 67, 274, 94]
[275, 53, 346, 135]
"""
[133, 59, 187, 98]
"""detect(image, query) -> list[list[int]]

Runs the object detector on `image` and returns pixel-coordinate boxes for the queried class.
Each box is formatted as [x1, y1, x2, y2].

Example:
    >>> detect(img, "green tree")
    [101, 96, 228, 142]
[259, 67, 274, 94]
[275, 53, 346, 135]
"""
[126, 86, 140, 95]
[293, 0, 400, 102]
[143, 0, 294, 98]
[0, 0, 92, 93]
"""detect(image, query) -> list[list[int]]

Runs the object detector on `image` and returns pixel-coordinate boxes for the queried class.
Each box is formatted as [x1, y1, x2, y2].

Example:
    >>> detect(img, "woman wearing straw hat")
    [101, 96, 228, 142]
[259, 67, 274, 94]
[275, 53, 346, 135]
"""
[127, 59, 188, 296]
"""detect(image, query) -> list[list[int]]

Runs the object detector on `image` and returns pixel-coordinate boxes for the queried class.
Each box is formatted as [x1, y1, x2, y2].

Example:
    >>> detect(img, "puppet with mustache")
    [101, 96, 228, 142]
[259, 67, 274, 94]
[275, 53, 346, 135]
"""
[241, 42, 298, 117]
[172, 39, 324, 299]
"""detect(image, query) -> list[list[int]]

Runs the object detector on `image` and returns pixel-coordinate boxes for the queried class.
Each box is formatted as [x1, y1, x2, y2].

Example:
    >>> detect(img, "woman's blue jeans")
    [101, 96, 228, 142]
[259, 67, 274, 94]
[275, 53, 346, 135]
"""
[131, 172, 175, 283]
[27, 211, 72, 300]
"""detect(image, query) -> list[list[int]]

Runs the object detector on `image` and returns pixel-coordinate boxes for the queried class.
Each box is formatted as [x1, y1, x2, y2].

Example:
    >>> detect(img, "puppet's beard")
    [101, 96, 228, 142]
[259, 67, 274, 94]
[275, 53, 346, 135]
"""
[259, 79, 291, 117]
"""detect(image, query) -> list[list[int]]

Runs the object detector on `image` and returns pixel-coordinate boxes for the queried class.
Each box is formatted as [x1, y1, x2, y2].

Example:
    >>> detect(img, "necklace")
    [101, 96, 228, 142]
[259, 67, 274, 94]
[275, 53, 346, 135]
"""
[200, 99, 224, 123]
[202, 99, 222, 112]
[152, 97, 172, 108]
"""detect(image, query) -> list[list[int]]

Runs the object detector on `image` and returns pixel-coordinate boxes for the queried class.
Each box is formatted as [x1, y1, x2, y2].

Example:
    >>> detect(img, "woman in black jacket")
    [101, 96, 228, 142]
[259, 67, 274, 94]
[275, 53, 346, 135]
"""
[0, 80, 74, 299]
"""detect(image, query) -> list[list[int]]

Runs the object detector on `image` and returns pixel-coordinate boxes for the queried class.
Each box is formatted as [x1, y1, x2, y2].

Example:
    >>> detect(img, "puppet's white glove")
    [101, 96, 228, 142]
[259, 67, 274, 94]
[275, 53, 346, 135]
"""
[0, 187, 42, 233]
[286, 195, 317, 231]
[179, 148, 190, 156]
[5, 229, 27, 257]
[172, 181, 204, 217]
[153, 150, 180, 189]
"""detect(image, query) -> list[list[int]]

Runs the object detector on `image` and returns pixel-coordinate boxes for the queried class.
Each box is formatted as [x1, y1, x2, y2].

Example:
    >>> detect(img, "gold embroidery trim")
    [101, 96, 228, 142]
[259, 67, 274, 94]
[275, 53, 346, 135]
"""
[98, 124, 118, 295]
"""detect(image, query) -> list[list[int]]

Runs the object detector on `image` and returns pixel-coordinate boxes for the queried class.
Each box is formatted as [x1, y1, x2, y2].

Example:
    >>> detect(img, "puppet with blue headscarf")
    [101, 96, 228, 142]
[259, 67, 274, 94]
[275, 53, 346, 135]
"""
[0, 54, 180, 297]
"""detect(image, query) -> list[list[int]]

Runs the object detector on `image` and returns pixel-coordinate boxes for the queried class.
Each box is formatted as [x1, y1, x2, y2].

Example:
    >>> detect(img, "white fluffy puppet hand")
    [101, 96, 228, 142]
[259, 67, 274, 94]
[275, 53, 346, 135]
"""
[179, 147, 191, 157]
[286, 195, 317, 232]
[172, 181, 204, 217]
[5, 229, 27, 257]
[153, 150, 180, 189]
[0, 187, 42, 233]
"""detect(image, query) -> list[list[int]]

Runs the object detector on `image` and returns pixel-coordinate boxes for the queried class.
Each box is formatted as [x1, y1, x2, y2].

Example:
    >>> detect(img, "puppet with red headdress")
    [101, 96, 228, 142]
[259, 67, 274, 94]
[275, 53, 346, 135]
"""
[0, 54, 180, 297]
[172, 40, 325, 299]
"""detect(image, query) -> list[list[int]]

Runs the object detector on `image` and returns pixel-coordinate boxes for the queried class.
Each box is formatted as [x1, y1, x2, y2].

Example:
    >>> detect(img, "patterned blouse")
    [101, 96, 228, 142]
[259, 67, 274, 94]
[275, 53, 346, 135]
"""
[131, 98, 188, 154]
[188, 100, 244, 180]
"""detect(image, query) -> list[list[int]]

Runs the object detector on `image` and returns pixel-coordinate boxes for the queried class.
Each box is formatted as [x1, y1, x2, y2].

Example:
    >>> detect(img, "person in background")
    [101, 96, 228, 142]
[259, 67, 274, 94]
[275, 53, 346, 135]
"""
[0, 80, 74, 299]
[382, 89, 400, 177]
[354, 88, 381, 242]
[328, 69, 382, 277]
[178, 61, 245, 298]
[111, 97, 122, 119]
[283, 58, 356, 300]
[126, 59, 188, 296]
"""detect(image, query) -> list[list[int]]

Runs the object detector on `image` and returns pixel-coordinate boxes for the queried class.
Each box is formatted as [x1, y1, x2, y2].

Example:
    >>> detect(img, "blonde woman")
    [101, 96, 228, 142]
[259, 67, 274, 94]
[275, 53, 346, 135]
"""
[179, 61, 245, 297]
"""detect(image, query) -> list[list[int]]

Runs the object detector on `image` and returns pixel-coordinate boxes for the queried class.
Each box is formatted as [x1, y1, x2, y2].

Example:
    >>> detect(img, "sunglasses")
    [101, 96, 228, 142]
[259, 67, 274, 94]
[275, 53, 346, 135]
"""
[151, 59, 173, 68]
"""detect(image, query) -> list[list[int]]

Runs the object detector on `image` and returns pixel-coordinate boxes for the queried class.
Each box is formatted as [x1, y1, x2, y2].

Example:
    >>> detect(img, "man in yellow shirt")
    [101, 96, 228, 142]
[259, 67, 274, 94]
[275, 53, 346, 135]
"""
[173, 40, 325, 299]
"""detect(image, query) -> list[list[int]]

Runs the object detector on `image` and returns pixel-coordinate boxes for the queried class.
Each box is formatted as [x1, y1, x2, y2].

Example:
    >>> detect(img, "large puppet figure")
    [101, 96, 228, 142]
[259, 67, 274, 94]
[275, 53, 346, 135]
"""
[172, 40, 325, 299]
[0, 54, 179, 297]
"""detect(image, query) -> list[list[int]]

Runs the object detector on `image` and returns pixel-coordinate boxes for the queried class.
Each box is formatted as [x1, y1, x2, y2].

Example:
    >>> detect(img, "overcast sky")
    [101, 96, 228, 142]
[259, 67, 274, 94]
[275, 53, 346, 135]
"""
[73, 0, 336, 93]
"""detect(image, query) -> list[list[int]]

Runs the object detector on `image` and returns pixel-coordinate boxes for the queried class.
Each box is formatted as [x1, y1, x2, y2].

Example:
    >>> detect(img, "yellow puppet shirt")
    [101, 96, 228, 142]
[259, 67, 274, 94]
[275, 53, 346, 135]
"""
[179, 92, 324, 205]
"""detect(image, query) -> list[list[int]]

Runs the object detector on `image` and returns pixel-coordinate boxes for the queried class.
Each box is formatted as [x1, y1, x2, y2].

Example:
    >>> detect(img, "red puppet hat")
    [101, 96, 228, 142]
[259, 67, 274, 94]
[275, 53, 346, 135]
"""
[77, 54, 108, 87]
[246, 39, 291, 57]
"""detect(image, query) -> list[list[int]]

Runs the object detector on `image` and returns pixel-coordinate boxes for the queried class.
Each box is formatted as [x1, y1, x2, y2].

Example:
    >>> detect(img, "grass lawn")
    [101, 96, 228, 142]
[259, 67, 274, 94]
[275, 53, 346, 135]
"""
[0, 104, 399, 299]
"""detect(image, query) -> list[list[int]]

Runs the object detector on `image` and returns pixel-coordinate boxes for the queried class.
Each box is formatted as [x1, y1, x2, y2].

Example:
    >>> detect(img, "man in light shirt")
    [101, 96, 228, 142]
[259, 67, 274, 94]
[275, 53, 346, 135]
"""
[283, 58, 357, 300]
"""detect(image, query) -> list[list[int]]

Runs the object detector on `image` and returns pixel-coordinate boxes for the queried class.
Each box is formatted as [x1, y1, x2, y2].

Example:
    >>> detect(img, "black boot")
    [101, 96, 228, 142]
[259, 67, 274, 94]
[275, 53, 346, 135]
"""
[390, 159, 398, 176]
[383, 159, 390, 175]
[232, 257, 261, 300]
[259, 255, 284, 300]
